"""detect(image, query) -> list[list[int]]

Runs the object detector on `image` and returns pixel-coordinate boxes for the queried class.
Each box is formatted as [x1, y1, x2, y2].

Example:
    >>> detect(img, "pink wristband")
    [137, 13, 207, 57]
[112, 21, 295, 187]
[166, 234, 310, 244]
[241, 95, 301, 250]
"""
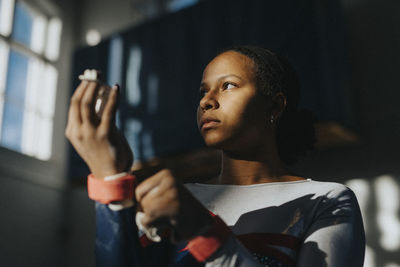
[187, 215, 231, 262]
[87, 173, 136, 204]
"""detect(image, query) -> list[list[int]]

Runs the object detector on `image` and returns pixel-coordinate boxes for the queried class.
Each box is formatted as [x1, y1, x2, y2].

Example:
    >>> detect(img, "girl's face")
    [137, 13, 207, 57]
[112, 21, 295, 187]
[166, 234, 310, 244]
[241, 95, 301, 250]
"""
[197, 51, 272, 152]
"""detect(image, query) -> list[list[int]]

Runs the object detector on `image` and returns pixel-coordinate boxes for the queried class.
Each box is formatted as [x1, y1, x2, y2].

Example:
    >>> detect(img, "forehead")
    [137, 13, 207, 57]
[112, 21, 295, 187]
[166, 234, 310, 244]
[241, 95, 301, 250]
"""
[202, 51, 255, 81]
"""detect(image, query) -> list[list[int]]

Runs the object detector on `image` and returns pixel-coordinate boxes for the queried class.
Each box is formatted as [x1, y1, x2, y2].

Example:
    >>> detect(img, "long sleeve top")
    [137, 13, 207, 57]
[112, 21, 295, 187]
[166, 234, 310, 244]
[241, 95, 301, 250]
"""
[95, 179, 365, 266]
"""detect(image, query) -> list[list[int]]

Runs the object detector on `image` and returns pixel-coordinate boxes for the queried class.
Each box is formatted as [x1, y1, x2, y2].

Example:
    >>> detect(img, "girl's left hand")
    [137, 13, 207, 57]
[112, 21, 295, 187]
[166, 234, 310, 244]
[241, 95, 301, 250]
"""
[135, 169, 213, 243]
[65, 81, 133, 179]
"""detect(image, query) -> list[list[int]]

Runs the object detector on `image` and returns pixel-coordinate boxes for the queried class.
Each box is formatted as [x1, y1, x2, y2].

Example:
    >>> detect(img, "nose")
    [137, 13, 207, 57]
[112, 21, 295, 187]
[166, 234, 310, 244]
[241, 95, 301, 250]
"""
[199, 91, 219, 111]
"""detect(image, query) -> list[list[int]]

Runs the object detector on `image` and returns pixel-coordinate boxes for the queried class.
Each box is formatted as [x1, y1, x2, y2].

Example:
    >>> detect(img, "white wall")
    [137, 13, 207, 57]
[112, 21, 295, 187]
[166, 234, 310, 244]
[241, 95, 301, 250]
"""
[75, 0, 146, 46]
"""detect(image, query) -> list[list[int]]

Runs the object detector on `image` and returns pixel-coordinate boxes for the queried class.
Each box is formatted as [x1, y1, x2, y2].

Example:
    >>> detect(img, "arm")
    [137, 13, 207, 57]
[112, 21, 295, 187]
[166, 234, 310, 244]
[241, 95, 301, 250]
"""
[297, 187, 365, 267]
[65, 76, 141, 264]
[96, 202, 176, 267]
[95, 203, 143, 267]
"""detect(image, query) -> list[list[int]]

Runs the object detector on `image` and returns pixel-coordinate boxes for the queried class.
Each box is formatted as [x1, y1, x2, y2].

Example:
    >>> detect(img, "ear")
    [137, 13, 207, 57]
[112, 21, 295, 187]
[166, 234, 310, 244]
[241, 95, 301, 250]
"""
[270, 92, 287, 120]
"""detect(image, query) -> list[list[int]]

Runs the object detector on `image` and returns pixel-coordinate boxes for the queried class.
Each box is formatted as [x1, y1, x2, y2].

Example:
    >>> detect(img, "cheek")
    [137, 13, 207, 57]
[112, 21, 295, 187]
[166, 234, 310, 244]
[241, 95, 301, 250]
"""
[223, 96, 266, 136]
[222, 98, 253, 127]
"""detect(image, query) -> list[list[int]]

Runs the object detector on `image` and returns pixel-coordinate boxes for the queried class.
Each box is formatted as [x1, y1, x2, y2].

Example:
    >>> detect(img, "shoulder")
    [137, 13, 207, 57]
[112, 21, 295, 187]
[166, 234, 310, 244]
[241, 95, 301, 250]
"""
[305, 180, 356, 199]
[305, 180, 361, 220]
[305, 180, 357, 203]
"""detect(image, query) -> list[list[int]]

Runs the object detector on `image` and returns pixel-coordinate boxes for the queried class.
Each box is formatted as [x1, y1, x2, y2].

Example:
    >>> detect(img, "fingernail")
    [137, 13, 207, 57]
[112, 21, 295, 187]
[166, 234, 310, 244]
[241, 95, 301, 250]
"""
[112, 84, 120, 91]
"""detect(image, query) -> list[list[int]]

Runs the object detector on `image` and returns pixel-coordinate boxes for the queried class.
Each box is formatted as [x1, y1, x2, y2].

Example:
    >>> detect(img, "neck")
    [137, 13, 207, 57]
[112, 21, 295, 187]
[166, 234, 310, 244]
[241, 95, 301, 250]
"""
[216, 147, 301, 185]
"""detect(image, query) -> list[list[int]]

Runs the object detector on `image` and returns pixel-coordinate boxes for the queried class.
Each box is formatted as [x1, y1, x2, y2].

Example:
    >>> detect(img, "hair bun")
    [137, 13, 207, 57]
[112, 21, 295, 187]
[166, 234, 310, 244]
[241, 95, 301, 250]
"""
[277, 109, 316, 165]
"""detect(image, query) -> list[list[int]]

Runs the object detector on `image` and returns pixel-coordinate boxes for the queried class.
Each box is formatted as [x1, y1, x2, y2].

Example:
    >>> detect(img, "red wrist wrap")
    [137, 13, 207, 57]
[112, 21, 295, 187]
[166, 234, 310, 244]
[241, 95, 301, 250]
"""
[87, 174, 136, 204]
[187, 215, 231, 262]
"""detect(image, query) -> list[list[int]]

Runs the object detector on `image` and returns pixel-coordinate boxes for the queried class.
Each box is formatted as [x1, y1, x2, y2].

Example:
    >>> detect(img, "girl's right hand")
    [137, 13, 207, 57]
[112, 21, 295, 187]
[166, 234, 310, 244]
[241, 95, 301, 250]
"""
[65, 80, 133, 179]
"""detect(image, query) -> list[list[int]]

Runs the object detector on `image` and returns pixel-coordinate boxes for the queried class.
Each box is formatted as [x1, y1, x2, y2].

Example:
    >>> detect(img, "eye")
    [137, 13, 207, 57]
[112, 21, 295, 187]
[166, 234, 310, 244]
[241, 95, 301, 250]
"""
[223, 82, 236, 90]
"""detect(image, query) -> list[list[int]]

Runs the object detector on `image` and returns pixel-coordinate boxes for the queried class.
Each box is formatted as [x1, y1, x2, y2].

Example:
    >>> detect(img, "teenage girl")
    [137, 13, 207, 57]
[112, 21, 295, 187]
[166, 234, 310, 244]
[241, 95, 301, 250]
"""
[66, 46, 365, 266]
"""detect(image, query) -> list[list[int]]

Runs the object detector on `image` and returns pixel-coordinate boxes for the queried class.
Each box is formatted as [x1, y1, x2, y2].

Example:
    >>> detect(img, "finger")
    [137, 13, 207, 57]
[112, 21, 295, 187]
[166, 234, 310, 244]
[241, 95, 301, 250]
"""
[80, 81, 99, 123]
[135, 169, 175, 203]
[140, 185, 177, 218]
[140, 193, 178, 227]
[99, 84, 119, 132]
[138, 211, 171, 242]
[140, 210, 166, 229]
[68, 80, 89, 124]
[135, 173, 164, 203]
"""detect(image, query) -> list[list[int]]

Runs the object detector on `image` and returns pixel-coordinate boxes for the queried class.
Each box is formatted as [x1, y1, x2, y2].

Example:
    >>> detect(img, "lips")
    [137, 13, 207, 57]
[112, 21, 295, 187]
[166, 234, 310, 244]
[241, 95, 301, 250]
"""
[200, 116, 220, 130]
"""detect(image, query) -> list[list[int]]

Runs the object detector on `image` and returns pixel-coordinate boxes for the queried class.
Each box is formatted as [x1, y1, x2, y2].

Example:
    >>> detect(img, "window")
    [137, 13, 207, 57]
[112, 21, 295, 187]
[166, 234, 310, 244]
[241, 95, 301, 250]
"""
[0, 0, 61, 160]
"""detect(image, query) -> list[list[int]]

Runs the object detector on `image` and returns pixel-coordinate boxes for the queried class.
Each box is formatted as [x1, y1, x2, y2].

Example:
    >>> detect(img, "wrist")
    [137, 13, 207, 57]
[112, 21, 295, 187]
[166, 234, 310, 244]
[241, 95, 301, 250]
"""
[91, 167, 120, 180]
[104, 172, 129, 181]
[87, 173, 137, 204]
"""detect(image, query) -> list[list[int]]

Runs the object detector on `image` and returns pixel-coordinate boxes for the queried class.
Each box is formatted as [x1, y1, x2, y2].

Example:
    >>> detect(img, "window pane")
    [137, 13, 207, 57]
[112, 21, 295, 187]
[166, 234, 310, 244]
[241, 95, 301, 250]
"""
[12, 1, 33, 47]
[0, 40, 9, 133]
[39, 64, 57, 117]
[24, 57, 43, 114]
[0, 0, 15, 36]
[31, 13, 46, 53]
[36, 117, 52, 160]
[5, 49, 28, 103]
[21, 108, 36, 156]
[1, 49, 28, 153]
[0, 39, 9, 95]
[25, 61, 57, 117]
[21, 111, 53, 160]
[45, 17, 62, 60]
[1, 101, 23, 151]
[11, 2, 47, 53]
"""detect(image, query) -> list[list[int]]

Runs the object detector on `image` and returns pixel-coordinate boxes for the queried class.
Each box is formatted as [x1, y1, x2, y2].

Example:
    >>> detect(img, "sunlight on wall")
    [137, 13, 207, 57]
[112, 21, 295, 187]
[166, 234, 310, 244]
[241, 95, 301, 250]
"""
[124, 119, 142, 161]
[107, 36, 123, 86]
[346, 178, 370, 231]
[122, 45, 159, 162]
[374, 175, 400, 251]
[363, 246, 375, 267]
[346, 175, 400, 267]
[147, 73, 158, 114]
[142, 130, 155, 160]
[126, 45, 142, 106]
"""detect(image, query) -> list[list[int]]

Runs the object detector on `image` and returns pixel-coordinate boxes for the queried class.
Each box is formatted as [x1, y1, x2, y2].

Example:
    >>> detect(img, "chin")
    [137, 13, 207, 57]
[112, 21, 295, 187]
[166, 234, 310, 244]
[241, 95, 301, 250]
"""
[202, 132, 222, 147]
[203, 132, 234, 150]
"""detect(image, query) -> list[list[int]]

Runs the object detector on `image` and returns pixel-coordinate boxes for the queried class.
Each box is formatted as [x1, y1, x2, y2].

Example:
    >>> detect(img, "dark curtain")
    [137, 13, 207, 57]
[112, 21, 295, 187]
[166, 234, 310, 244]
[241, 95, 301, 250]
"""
[69, 0, 347, 179]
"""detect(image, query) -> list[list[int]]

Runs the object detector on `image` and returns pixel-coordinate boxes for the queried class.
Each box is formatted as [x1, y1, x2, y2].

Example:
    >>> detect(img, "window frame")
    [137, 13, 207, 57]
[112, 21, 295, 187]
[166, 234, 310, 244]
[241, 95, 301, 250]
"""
[0, 0, 65, 188]
[0, 0, 59, 156]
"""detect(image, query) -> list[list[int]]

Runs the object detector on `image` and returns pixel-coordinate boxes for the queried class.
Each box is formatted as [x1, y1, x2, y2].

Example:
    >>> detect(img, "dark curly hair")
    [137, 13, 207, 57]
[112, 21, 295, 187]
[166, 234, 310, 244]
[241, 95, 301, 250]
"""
[221, 45, 316, 165]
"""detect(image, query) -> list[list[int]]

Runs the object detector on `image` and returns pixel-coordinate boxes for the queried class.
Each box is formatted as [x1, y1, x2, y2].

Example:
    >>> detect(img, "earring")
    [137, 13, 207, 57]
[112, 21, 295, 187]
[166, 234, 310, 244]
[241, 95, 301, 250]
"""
[270, 115, 274, 124]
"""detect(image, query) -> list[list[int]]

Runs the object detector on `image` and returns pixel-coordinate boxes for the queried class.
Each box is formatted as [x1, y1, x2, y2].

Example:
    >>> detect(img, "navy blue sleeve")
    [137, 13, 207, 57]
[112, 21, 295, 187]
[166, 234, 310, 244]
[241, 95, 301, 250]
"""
[95, 202, 204, 267]
[95, 202, 143, 267]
